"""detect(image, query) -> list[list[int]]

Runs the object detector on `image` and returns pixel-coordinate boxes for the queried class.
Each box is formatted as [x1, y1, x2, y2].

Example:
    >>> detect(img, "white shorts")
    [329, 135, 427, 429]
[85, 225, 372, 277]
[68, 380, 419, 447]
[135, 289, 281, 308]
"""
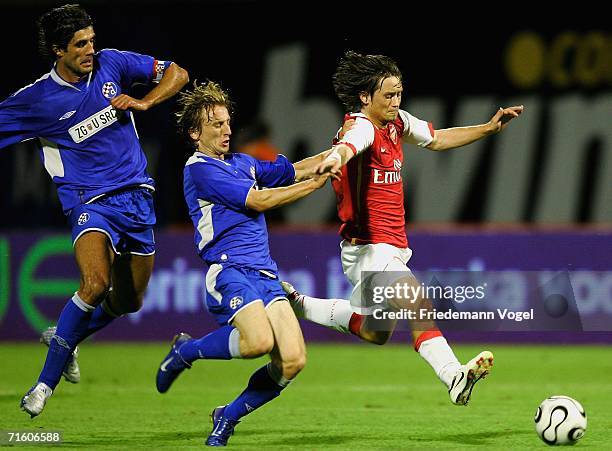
[340, 240, 413, 314]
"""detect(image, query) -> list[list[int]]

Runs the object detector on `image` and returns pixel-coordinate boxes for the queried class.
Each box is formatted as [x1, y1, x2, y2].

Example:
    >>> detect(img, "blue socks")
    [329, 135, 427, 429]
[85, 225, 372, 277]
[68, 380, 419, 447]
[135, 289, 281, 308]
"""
[82, 300, 118, 339]
[223, 363, 290, 421]
[179, 325, 239, 363]
[38, 294, 94, 389]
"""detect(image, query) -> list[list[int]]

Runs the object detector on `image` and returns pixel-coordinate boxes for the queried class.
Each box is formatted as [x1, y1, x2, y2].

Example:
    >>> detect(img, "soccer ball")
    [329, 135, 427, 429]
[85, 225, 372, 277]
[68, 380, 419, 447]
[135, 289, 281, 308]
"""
[534, 396, 587, 445]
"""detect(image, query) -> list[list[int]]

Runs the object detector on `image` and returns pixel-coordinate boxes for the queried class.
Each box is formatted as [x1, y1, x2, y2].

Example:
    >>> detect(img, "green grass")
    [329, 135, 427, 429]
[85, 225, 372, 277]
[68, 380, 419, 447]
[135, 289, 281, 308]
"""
[1, 343, 611, 449]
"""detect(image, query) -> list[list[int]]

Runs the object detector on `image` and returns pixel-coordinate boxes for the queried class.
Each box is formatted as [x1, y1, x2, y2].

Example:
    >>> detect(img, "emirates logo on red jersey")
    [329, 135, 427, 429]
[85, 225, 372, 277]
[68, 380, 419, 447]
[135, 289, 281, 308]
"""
[373, 160, 402, 184]
[389, 124, 398, 144]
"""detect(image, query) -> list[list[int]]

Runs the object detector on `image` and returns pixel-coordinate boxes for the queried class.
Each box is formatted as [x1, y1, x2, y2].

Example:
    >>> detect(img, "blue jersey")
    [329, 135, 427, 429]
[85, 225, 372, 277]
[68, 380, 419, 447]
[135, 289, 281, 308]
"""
[183, 152, 295, 270]
[0, 49, 172, 213]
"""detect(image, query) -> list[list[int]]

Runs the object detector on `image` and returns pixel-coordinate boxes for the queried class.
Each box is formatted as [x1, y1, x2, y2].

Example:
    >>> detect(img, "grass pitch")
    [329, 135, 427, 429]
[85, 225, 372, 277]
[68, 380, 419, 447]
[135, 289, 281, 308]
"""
[1, 342, 611, 449]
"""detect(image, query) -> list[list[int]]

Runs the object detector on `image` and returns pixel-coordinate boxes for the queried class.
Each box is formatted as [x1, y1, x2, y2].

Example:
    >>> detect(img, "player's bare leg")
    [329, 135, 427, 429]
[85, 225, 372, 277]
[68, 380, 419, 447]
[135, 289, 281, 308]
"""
[75, 232, 115, 305]
[353, 271, 494, 406]
[157, 302, 273, 395]
[343, 272, 438, 344]
[41, 242, 153, 392]
[109, 253, 154, 314]
[156, 301, 272, 395]
[385, 272, 494, 405]
[72, 250, 154, 344]
[41, 233, 137, 384]
[22, 232, 112, 417]
[285, 271, 492, 405]
[266, 300, 307, 381]
[358, 316, 396, 344]
[207, 301, 303, 446]
[231, 302, 275, 358]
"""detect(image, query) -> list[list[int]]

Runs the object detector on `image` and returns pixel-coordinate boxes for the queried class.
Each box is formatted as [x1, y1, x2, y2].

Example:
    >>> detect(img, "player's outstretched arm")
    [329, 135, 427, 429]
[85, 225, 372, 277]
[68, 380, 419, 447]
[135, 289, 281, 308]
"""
[427, 105, 524, 151]
[246, 173, 331, 212]
[295, 118, 357, 180]
[313, 144, 354, 176]
[293, 150, 332, 181]
[111, 62, 189, 111]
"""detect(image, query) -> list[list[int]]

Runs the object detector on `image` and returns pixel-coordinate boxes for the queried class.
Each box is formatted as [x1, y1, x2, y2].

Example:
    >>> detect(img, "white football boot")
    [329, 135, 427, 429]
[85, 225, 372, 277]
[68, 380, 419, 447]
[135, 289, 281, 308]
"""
[20, 382, 53, 418]
[448, 351, 494, 405]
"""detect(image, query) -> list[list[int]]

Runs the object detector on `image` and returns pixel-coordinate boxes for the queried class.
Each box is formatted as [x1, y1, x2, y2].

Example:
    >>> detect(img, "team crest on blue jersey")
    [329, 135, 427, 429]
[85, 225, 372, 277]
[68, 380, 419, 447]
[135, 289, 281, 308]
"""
[153, 61, 167, 83]
[229, 296, 243, 309]
[77, 213, 90, 225]
[102, 82, 118, 99]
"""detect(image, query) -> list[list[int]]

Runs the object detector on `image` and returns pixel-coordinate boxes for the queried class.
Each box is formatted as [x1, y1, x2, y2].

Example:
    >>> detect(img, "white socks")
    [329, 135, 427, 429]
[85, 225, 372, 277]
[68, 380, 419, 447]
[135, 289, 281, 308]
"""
[418, 336, 461, 388]
[228, 328, 243, 359]
[295, 295, 354, 334]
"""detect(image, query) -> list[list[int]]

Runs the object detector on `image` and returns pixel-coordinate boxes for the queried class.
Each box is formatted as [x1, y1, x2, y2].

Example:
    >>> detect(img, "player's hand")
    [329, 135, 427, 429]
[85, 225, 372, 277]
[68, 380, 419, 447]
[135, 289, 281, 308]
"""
[312, 150, 342, 179]
[337, 118, 356, 140]
[304, 161, 341, 182]
[111, 94, 153, 111]
[310, 172, 332, 188]
[314, 159, 342, 177]
[488, 105, 524, 133]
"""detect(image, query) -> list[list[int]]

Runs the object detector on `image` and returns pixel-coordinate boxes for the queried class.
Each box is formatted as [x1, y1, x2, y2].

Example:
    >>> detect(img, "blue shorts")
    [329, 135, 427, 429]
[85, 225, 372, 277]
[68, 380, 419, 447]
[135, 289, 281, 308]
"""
[204, 264, 287, 326]
[69, 187, 156, 255]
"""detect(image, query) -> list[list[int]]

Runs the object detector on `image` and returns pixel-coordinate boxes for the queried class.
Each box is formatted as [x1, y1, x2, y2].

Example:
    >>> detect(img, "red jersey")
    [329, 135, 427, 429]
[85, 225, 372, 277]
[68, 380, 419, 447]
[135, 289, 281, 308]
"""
[332, 110, 434, 248]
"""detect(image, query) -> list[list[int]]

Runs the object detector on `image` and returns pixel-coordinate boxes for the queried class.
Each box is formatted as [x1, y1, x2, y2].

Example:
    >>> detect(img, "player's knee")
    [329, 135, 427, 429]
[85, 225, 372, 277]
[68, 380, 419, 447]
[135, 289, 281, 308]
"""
[281, 351, 307, 379]
[79, 274, 111, 304]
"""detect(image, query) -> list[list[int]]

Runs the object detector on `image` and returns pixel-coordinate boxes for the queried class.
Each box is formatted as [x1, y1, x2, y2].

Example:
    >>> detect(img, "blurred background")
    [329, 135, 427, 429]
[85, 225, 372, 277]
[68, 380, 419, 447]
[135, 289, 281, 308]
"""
[0, 1, 610, 342]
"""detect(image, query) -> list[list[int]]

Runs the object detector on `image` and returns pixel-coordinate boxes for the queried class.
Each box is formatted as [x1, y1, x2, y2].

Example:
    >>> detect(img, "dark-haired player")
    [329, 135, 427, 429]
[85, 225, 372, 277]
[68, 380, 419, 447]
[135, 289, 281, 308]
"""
[0, 3, 188, 417]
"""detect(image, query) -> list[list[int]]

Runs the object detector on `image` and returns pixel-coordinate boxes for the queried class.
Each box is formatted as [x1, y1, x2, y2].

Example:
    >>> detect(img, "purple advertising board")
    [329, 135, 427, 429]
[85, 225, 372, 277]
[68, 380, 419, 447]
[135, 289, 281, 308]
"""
[0, 229, 610, 343]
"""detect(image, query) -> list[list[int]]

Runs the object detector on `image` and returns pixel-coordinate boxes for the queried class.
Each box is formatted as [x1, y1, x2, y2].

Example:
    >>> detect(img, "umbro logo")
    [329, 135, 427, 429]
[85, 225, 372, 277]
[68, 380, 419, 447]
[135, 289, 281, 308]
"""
[59, 110, 76, 120]
[380, 147, 387, 153]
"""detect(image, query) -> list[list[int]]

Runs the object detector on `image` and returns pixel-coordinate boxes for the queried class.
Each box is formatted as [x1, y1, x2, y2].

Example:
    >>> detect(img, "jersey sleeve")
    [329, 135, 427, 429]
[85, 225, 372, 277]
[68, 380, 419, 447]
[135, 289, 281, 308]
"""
[399, 109, 434, 147]
[254, 154, 296, 188]
[336, 117, 375, 155]
[188, 161, 255, 211]
[103, 49, 173, 86]
[0, 91, 38, 149]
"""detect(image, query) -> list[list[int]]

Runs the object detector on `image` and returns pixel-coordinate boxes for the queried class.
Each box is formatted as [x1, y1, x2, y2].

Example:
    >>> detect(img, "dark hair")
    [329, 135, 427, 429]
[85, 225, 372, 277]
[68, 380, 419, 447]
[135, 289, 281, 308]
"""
[175, 80, 234, 147]
[332, 50, 403, 112]
[36, 4, 93, 59]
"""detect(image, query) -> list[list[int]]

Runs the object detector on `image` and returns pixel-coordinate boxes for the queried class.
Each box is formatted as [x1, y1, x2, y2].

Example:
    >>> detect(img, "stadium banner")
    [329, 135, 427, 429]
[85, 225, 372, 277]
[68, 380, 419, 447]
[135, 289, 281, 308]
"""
[0, 230, 610, 342]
